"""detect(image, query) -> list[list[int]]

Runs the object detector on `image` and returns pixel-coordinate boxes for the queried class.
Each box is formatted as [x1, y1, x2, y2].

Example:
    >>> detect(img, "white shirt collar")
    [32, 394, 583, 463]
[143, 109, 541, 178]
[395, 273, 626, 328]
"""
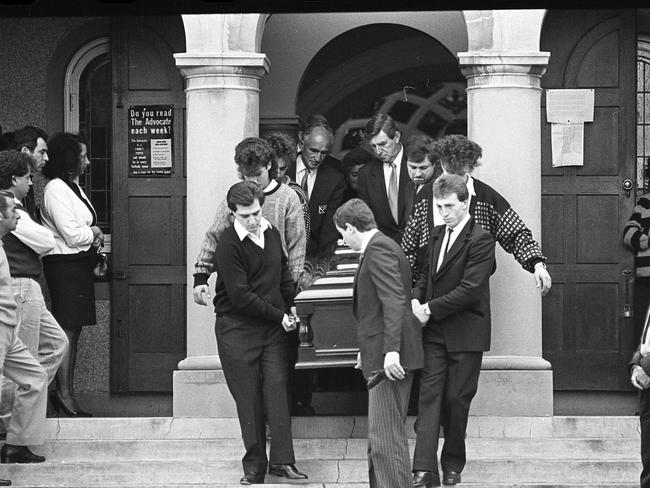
[359, 228, 379, 254]
[234, 216, 271, 243]
[466, 174, 476, 196]
[449, 212, 471, 235]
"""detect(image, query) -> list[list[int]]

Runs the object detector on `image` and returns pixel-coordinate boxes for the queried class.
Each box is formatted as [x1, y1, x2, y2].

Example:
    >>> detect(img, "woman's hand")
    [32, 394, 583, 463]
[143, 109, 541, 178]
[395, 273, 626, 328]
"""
[91, 226, 104, 248]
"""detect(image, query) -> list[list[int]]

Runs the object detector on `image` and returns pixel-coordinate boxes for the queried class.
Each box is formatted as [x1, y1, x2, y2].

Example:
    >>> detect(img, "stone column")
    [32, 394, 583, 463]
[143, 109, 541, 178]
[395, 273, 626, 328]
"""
[458, 10, 553, 415]
[172, 14, 269, 416]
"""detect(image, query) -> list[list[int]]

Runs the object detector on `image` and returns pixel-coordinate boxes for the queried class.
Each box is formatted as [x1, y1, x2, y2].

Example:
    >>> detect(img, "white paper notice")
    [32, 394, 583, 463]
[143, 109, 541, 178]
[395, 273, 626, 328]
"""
[551, 123, 584, 167]
[150, 139, 172, 168]
[546, 89, 594, 123]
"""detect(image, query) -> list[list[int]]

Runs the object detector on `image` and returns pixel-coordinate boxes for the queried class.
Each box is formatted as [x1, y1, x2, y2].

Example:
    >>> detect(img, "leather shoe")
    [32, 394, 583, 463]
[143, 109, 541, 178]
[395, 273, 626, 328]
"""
[239, 472, 264, 485]
[0, 444, 45, 463]
[442, 471, 461, 485]
[268, 463, 308, 479]
[0, 480, 9, 486]
[412, 470, 441, 487]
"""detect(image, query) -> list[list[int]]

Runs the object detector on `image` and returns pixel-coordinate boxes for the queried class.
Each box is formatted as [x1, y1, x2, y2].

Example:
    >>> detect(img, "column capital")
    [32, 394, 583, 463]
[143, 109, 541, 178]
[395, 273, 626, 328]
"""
[174, 53, 270, 93]
[458, 52, 550, 90]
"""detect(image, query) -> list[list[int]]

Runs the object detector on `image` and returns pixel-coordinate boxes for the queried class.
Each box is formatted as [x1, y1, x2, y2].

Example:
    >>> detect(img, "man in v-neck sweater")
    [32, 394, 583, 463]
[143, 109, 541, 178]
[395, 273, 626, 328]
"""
[209, 181, 307, 484]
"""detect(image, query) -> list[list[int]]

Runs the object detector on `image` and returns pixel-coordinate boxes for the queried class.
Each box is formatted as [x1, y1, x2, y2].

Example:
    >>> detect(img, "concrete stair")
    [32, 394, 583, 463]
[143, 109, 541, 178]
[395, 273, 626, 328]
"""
[2, 416, 643, 487]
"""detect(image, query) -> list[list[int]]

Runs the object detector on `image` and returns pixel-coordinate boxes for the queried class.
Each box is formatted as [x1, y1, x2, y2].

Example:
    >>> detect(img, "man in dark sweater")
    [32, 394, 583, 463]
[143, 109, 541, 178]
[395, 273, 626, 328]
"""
[197, 180, 307, 485]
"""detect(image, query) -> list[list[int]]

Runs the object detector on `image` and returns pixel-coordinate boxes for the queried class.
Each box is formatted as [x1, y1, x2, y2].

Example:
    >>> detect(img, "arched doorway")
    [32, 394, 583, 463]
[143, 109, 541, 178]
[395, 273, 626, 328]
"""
[296, 23, 466, 158]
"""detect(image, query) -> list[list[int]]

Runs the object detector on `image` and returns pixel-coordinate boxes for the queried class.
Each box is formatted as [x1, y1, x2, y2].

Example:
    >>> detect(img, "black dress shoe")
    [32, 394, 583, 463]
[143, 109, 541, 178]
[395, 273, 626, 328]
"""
[442, 471, 461, 485]
[239, 472, 264, 485]
[0, 444, 45, 463]
[0, 479, 9, 486]
[412, 470, 441, 487]
[268, 463, 308, 479]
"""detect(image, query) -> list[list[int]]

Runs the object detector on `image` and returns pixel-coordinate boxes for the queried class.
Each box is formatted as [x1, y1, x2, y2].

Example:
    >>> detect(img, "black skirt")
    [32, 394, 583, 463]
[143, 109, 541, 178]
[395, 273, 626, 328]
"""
[43, 249, 97, 329]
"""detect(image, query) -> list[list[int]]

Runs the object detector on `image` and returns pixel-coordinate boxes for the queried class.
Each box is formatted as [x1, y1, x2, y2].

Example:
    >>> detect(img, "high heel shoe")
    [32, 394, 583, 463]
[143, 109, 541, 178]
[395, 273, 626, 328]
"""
[50, 391, 92, 418]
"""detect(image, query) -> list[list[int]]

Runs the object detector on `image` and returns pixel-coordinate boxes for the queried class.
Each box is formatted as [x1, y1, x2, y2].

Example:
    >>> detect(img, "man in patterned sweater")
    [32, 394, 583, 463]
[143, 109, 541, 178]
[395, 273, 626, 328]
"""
[400, 135, 552, 295]
[193, 137, 306, 303]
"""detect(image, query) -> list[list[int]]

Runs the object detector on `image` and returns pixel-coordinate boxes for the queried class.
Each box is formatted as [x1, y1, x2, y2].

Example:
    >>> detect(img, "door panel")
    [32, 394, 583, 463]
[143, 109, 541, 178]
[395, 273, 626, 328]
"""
[111, 17, 187, 392]
[540, 10, 636, 390]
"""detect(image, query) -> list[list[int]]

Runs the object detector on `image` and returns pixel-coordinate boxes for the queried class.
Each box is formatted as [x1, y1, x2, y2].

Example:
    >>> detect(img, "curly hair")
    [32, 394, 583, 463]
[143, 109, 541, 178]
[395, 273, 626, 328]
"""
[234, 137, 277, 179]
[0, 150, 31, 190]
[42, 132, 83, 181]
[264, 132, 296, 166]
[428, 134, 482, 173]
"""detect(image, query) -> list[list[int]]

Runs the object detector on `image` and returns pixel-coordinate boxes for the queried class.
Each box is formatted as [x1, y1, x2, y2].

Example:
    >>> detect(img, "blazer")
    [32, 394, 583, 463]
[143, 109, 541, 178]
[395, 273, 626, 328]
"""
[357, 149, 411, 243]
[288, 158, 345, 257]
[413, 218, 496, 352]
[353, 231, 424, 380]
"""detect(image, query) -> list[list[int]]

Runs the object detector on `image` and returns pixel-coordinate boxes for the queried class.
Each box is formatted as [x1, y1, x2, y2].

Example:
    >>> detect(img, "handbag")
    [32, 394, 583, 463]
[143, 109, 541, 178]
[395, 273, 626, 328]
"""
[93, 250, 109, 279]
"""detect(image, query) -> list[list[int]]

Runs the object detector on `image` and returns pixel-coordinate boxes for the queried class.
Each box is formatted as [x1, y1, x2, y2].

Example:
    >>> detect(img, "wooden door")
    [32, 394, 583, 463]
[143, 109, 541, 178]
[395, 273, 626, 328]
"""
[540, 10, 636, 390]
[111, 17, 187, 392]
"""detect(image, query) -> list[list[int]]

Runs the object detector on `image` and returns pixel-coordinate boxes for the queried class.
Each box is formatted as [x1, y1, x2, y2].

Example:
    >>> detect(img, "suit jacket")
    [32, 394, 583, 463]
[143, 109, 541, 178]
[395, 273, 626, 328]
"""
[357, 149, 411, 243]
[353, 231, 424, 380]
[288, 157, 345, 257]
[413, 218, 496, 352]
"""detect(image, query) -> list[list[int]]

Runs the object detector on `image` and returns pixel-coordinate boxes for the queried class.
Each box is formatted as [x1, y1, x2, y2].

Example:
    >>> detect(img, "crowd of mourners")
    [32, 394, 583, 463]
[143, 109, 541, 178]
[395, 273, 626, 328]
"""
[191, 113, 553, 486]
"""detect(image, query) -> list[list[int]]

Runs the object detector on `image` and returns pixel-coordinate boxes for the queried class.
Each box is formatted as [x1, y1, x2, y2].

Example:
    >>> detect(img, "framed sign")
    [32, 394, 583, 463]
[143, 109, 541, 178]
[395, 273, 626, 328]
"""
[128, 105, 173, 176]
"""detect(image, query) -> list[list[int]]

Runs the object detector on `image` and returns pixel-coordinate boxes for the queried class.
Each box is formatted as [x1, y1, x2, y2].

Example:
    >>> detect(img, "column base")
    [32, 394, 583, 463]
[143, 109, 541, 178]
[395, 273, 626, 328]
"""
[173, 356, 237, 418]
[471, 356, 553, 416]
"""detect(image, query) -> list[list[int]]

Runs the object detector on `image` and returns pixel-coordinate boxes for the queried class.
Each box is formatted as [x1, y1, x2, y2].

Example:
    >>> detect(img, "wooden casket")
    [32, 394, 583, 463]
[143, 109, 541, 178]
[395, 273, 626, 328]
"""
[294, 243, 362, 369]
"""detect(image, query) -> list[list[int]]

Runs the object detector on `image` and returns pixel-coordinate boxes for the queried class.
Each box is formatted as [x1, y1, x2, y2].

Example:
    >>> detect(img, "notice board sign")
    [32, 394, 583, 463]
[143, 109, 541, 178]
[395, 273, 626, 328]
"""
[128, 105, 173, 177]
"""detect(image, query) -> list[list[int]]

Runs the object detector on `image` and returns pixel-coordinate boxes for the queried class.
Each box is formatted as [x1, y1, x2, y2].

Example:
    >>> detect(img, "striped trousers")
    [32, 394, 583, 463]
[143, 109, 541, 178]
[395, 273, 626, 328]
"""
[367, 374, 413, 488]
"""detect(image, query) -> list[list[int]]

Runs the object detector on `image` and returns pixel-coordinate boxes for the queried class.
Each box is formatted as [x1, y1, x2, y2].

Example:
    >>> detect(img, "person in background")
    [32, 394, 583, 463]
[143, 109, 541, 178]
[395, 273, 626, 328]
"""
[264, 132, 311, 245]
[0, 189, 48, 472]
[13, 126, 49, 222]
[40, 133, 103, 417]
[205, 180, 308, 484]
[341, 147, 375, 202]
[0, 150, 67, 431]
[287, 117, 345, 258]
[624, 163, 650, 341]
[401, 134, 552, 296]
[358, 113, 412, 243]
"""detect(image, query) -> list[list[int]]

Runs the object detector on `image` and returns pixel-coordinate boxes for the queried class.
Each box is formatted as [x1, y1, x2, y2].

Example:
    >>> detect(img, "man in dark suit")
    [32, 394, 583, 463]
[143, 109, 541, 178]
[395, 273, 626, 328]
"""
[410, 174, 496, 487]
[334, 198, 423, 488]
[357, 113, 411, 243]
[288, 117, 345, 258]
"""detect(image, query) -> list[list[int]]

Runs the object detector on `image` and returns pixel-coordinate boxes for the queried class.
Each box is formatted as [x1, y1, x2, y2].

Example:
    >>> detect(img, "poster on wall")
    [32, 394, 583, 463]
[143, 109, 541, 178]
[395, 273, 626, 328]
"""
[128, 105, 173, 176]
[546, 89, 594, 167]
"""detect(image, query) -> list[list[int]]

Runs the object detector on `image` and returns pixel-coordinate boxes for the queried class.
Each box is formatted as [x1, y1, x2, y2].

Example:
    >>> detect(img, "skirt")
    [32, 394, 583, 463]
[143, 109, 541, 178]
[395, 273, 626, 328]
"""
[42, 249, 97, 329]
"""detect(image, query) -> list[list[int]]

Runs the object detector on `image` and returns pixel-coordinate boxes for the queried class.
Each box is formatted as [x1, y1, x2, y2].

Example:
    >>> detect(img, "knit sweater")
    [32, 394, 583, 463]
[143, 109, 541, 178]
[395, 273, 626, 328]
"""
[213, 223, 294, 323]
[624, 192, 650, 278]
[401, 176, 546, 283]
[194, 181, 306, 285]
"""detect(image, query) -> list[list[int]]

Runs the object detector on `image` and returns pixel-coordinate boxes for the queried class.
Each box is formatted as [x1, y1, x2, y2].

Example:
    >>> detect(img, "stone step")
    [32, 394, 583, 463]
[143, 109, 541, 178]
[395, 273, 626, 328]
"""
[0, 459, 641, 486]
[43, 415, 641, 440]
[34, 437, 640, 462]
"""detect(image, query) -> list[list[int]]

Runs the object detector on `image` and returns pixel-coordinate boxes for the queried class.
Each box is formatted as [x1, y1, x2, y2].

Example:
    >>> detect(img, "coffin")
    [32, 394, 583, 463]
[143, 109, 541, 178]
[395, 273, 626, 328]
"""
[295, 243, 361, 369]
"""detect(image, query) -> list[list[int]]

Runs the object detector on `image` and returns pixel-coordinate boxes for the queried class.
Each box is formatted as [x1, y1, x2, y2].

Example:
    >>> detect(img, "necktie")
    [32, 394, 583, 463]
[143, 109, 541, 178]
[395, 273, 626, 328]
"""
[301, 168, 310, 200]
[388, 162, 398, 223]
[436, 227, 454, 272]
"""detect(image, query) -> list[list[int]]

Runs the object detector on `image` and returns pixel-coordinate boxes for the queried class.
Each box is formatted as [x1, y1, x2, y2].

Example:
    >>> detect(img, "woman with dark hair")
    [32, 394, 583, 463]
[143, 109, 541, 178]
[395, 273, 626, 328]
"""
[40, 132, 103, 417]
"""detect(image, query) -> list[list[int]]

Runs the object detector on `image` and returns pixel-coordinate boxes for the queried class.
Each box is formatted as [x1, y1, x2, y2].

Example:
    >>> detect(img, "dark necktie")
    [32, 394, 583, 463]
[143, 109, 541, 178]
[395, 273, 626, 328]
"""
[388, 162, 398, 222]
[443, 227, 453, 256]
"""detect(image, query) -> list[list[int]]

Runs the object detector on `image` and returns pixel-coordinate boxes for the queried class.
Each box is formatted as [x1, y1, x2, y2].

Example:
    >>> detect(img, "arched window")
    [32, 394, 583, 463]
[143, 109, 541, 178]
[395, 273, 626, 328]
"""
[64, 37, 112, 239]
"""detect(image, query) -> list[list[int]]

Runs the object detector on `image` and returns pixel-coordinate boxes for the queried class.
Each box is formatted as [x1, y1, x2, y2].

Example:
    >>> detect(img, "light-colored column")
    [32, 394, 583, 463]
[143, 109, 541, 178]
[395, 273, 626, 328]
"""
[459, 10, 552, 415]
[172, 14, 269, 416]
